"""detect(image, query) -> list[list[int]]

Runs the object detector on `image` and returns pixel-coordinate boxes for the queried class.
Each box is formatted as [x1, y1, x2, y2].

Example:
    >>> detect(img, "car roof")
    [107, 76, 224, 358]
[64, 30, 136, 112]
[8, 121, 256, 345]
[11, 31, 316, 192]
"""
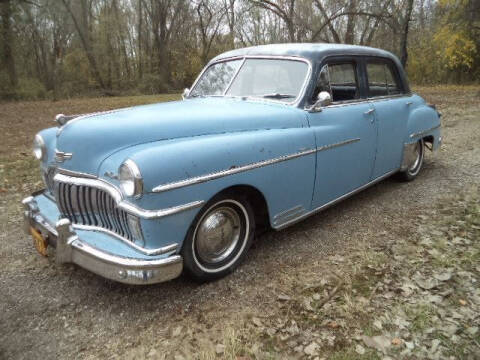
[211, 43, 399, 65]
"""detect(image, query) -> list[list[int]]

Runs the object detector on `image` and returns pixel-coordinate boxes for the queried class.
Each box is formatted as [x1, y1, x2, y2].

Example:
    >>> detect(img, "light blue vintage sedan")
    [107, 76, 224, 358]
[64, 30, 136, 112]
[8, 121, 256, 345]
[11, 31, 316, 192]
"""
[23, 44, 441, 284]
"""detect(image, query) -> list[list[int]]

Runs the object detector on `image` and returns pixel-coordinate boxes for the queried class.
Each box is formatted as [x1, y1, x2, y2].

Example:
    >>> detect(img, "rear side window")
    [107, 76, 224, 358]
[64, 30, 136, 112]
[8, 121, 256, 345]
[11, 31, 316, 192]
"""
[366, 61, 402, 97]
[313, 62, 359, 103]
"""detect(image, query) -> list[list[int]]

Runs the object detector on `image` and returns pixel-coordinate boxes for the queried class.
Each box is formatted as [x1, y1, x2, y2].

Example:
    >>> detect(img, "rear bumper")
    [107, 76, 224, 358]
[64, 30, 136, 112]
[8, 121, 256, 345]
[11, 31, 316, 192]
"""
[22, 195, 183, 285]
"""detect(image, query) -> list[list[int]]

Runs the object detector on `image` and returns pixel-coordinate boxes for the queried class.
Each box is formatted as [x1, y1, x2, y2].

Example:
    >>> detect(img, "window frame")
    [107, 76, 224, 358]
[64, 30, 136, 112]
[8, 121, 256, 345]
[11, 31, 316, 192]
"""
[313, 56, 368, 106]
[364, 57, 407, 99]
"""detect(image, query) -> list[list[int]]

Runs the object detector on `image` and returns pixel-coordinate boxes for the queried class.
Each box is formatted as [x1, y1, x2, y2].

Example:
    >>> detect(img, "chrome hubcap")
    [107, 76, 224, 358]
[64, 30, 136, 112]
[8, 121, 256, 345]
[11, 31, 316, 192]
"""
[407, 141, 422, 175]
[195, 206, 241, 264]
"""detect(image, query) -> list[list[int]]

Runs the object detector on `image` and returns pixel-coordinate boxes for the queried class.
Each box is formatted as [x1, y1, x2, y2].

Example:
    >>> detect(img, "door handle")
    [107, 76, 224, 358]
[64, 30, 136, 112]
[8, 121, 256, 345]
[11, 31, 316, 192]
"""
[364, 108, 375, 115]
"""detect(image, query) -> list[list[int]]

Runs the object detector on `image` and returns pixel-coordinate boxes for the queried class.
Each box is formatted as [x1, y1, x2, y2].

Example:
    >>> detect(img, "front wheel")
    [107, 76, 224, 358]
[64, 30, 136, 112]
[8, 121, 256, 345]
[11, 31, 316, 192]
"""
[182, 192, 255, 282]
[398, 139, 424, 181]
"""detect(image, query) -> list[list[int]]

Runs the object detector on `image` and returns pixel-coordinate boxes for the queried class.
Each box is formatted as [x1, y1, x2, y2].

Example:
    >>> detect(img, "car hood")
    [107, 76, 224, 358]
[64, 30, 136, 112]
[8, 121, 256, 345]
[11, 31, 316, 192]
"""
[55, 97, 305, 175]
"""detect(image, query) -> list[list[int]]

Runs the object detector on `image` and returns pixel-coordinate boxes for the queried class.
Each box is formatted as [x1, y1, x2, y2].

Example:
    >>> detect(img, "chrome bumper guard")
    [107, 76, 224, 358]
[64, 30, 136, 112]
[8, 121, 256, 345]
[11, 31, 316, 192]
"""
[22, 196, 183, 285]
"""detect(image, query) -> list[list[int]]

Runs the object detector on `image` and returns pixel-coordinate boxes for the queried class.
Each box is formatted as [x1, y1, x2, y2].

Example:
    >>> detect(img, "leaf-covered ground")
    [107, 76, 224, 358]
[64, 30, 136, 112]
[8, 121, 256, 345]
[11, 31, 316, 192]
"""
[0, 86, 479, 359]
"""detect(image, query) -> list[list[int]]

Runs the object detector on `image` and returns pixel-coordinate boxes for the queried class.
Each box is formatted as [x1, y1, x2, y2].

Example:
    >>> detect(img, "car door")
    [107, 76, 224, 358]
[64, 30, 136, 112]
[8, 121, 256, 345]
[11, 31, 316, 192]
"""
[307, 58, 378, 209]
[365, 58, 410, 178]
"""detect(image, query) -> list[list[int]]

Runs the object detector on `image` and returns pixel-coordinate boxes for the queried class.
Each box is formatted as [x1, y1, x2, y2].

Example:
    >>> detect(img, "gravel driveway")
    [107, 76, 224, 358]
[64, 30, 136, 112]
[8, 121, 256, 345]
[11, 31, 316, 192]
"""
[1, 87, 479, 359]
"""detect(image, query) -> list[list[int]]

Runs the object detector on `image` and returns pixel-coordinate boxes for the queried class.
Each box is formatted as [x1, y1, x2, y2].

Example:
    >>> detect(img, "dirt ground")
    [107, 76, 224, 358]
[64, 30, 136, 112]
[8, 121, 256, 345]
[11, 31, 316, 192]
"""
[0, 86, 479, 359]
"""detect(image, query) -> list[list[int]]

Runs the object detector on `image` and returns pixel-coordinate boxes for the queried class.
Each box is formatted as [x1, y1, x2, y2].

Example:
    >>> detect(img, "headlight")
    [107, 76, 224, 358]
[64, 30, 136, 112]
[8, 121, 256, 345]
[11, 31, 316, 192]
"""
[33, 134, 46, 160]
[118, 159, 143, 198]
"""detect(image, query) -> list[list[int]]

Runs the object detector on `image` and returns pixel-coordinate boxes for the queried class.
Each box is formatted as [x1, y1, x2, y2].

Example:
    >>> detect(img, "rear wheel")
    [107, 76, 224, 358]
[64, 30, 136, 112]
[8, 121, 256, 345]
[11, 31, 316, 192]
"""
[182, 192, 255, 282]
[398, 139, 424, 181]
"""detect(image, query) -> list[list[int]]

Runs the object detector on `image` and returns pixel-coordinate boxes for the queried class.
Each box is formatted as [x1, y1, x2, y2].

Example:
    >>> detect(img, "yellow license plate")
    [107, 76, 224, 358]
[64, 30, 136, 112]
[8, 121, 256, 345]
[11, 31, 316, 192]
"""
[30, 227, 48, 256]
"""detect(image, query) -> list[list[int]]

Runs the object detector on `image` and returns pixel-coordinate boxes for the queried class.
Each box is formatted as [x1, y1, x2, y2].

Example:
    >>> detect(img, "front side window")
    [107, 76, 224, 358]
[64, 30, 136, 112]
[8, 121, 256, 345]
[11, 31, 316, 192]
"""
[366, 61, 401, 97]
[189, 59, 242, 97]
[190, 58, 309, 103]
[312, 62, 359, 103]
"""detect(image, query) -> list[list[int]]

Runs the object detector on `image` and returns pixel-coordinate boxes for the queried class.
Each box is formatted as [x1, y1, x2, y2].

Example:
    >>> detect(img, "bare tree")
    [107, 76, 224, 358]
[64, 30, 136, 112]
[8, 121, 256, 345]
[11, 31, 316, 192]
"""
[196, 0, 225, 64]
[61, 0, 107, 91]
[400, 0, 415, 67]
[248, 0, 297, 42]
[0, 0, 17, 91]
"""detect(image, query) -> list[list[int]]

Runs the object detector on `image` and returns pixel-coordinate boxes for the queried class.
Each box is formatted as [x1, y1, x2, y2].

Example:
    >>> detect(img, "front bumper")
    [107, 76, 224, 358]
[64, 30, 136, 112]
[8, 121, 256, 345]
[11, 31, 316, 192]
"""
[22, 195, 183, 285]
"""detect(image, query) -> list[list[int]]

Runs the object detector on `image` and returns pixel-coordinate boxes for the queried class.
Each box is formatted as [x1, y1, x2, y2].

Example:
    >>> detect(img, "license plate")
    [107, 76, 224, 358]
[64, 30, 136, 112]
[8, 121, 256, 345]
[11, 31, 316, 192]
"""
[30, 227, 48, 256]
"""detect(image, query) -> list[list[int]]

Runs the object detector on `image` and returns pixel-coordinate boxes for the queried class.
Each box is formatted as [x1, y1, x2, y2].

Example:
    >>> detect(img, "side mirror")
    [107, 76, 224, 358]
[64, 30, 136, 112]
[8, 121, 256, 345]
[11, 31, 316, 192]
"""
[308, 91, 332, 112]
[182, 88, 190, 100]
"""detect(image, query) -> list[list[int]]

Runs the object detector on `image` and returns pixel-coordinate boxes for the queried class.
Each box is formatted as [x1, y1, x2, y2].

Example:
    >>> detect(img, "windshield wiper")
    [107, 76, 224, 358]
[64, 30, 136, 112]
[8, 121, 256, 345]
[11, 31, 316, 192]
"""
[262, 93, 296, 99]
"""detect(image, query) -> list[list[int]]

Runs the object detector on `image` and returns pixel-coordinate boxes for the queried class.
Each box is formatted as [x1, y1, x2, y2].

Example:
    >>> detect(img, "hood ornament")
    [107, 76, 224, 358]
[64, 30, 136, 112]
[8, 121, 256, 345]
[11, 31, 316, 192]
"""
[55, 149, 73, 163]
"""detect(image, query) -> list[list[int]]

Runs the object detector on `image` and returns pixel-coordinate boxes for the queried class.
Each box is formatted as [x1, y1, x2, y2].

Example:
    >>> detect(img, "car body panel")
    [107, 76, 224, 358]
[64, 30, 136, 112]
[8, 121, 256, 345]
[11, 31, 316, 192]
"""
[307, 102, 378, 207]
[55, 97, 310, 176]
[369, 95, 412, 178]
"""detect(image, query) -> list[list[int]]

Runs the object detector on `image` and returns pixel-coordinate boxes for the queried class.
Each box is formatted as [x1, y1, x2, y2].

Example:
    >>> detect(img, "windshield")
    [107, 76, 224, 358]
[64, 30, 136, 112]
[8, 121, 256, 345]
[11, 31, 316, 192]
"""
[189, 58, 309, 103]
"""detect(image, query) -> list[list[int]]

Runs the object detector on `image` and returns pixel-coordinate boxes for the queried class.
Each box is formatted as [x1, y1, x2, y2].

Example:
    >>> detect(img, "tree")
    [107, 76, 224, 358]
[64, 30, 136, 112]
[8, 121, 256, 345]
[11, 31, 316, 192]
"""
[0, 0, 17, 93]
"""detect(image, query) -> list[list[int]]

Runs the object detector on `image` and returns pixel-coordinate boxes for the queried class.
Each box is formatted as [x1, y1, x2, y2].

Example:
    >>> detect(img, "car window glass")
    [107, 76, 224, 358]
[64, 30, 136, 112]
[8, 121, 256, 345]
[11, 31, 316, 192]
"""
[367, 61, 401, 97]
[312, 62, 359, 103]
[227, 59, 308, 102]
[190, 59, 242, 97]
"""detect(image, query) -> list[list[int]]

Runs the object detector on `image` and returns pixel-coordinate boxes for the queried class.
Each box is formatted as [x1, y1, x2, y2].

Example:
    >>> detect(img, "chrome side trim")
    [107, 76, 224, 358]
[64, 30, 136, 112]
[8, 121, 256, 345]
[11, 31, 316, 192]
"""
[316, 138, 360, 152]
[409, 124, 441, 139]
[152, 148, 317, 193]
[57, 168, 98, 179]
[54, 173, 205, 219]
[153, 139, 359, 194]
[274, 169, 398, 230]
[72, 224, 177, 256]
[307, 94, 413, 110]
[273, 205, 306, 226]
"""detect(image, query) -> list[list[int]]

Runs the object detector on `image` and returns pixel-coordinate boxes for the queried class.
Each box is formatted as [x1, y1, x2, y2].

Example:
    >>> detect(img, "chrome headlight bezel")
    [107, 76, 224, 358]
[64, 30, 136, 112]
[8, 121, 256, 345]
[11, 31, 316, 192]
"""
[33, 134, 46, 161]
[118, 159, 143, 198]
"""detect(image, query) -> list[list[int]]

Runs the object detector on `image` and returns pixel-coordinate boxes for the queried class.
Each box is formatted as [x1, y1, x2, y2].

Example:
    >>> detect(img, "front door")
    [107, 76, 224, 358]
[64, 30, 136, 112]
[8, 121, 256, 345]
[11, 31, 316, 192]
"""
[308, 60, 377, 209]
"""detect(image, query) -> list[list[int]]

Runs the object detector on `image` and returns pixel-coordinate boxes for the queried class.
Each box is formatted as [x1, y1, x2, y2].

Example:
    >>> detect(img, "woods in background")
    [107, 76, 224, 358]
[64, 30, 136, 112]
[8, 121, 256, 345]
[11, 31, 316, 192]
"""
[0, 0, 479, 100]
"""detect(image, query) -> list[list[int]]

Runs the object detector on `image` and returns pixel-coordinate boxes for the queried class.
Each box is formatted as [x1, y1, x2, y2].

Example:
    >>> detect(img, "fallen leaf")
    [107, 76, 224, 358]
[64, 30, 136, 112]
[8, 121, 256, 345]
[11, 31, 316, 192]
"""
[215, 344, 225, 355]
[362, 335, 391, 352]
[172, 326, 182, 337]
[277, 294, 291, 301]
[466, 327, 478, 335]
[252, 317, 263, 327]
[304, 342, 319, 356]
[431, 339, 441, 353]
[373, 320, 383, 330]
[391, 338, 403, 346]
[327, 321, 339, 329]
[355, 344, 365, 355]
[303, 297, 314, 311]
[413, 274, 438, 290]
[433, 271, 453, 282]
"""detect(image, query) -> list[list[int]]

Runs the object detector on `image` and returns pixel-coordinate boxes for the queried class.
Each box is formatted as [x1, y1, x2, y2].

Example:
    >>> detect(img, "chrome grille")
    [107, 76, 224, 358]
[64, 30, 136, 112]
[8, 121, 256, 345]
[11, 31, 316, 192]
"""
[44, 167, 57, 195]
[55, 181, 134, 241]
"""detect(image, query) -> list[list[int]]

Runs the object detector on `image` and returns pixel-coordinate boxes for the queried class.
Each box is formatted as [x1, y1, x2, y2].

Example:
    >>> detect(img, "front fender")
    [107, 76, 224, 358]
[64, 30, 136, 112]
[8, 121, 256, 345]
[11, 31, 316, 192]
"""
[98, 128, 317, 249]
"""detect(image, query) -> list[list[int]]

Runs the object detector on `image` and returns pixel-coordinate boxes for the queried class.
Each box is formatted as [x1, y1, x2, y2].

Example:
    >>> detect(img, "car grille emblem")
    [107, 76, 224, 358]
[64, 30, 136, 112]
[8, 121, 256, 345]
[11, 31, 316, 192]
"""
[55, 149, 73, 163]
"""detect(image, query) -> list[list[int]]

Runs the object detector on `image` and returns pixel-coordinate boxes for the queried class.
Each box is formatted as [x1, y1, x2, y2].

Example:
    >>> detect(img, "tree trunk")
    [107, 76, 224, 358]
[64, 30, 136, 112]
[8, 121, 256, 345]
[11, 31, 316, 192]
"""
[0, 0, 17, 91]
[61, 0, 107, 91]
[138, 0, 143, 80]
[400, 0, 414, 67]
[344, 0, 357, 44]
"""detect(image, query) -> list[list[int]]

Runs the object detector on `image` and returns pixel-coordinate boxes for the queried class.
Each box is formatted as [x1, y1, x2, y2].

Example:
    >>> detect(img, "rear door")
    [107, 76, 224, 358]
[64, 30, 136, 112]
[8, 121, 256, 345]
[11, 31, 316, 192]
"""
[365, 58, 411, 178]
